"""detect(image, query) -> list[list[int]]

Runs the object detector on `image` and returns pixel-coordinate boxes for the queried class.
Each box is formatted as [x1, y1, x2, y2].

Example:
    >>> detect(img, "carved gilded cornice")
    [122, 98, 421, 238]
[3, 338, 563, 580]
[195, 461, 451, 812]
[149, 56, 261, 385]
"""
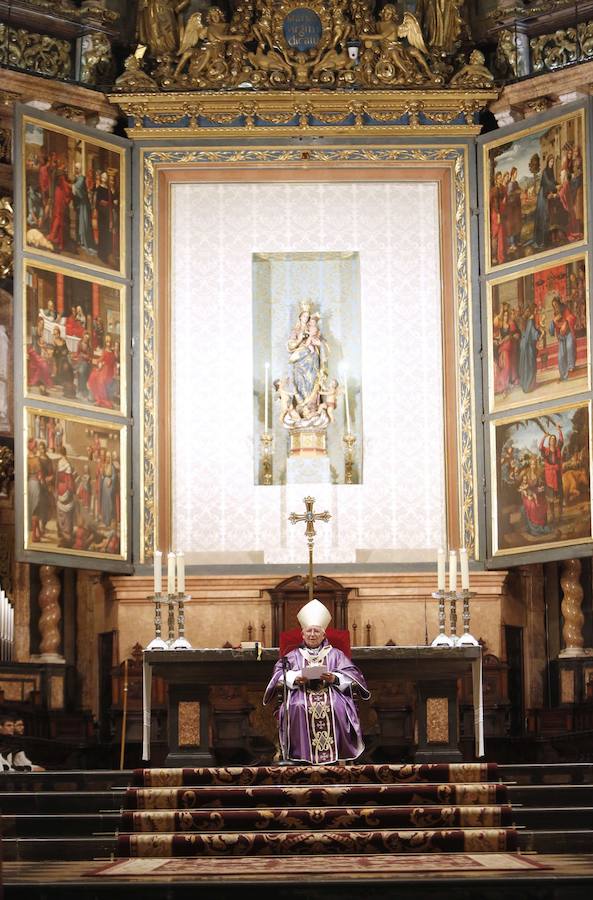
[0, 0, 118, 28]
[0, 23, 71, 79]
[112, 87, 498, 138]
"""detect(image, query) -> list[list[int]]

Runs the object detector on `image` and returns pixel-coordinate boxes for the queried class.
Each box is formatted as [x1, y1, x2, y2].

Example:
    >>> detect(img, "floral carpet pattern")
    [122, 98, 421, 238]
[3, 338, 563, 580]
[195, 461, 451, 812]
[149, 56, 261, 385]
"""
[118, 763, 518, 859]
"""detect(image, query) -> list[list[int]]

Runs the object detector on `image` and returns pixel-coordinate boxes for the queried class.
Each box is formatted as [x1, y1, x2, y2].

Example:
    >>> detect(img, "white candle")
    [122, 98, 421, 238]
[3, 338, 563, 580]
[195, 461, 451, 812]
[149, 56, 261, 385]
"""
[153, 549, 162, 595]
[343, 367, 351, 434]
[167, 551, 176, 595]
[264, 362, 270, 434]
[449, 550, 457, 593]
[460, 547, 470, 591]
[437, 547, 446, 591]
[177, 551, 185, 596]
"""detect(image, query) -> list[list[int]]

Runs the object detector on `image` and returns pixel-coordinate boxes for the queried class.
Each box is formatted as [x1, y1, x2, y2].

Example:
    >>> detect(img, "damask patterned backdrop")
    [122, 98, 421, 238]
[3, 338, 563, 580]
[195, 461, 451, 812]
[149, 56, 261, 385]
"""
[171, 180, 445, 564]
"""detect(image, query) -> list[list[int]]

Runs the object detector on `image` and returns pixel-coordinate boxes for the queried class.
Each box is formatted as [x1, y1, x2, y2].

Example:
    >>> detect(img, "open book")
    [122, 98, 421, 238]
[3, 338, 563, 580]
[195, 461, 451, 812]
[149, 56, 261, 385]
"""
[300, 665, 328, 680]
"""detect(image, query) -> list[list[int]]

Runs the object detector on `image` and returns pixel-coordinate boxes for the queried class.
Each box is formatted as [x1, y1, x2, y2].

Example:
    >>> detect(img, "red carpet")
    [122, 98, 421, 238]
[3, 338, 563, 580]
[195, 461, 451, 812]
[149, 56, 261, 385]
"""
[118, 763, 518, 859]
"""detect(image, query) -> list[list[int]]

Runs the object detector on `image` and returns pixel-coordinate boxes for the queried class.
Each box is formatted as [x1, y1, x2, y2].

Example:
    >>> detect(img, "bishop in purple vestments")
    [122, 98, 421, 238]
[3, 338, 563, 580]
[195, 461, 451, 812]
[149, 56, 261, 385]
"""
[263, 599, 370, 764]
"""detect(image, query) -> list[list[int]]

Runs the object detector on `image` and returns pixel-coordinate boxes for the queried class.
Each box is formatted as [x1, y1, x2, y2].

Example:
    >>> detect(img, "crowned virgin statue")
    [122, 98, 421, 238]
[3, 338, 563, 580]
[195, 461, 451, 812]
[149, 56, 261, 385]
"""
[275, 302, 340, 456]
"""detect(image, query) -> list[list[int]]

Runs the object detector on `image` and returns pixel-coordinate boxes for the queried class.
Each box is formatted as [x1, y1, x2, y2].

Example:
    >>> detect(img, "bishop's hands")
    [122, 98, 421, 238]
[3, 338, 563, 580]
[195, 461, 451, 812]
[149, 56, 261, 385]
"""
[294, 672, 337, 687]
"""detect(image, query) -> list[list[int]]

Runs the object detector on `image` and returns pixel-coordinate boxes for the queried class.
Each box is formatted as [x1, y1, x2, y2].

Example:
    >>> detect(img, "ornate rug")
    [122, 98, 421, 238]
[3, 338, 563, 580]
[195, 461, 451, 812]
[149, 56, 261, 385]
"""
[134, 763, 498, 788]
[91, 853, 551, 878]
[125, 782, 508, 810]
[117, 826, 518, 857]
[120, 762, 517, 858]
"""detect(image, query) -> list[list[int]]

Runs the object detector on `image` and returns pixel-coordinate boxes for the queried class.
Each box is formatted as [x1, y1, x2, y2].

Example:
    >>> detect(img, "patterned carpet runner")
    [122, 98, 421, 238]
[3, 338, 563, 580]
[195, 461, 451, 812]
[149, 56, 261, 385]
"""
[118, 763, 518, 858]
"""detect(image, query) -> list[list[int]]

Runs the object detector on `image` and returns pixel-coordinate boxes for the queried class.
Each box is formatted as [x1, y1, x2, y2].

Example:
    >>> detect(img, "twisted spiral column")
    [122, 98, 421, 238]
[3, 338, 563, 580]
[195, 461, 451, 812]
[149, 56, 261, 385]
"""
[38, 565, 64, 662]
[559, 558, 586, 659]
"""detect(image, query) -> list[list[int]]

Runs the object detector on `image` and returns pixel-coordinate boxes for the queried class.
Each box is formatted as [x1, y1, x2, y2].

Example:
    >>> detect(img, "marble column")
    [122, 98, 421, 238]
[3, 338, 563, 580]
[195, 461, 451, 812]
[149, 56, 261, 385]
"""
[38, 565, 64, 662]
[559, 558, 586, 658]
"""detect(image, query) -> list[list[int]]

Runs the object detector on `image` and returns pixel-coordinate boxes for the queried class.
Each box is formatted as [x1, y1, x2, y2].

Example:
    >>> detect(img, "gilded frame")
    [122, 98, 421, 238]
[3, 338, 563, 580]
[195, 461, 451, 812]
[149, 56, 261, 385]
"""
[22, 258, 128, 418]
[20, 112, 127, 279]
[481, 106, 588, 276]
[485, 252, 591, 415]
[22, 405, 128, 563]
[489, 399, 592, 559]
[138, 143, 478, 565]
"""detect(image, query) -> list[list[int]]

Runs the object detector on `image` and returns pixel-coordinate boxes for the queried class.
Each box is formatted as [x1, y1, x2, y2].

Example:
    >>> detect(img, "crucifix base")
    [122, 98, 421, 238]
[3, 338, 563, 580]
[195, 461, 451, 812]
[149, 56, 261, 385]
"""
[287, 455, 331, 484]
[289, 429, 327, 457]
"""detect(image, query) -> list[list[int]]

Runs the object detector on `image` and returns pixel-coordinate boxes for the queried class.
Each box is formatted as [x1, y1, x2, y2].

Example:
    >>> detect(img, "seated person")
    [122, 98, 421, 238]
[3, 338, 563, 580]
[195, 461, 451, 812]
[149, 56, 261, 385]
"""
[264, 599, 369, 764]
[0, 716, 44, 771]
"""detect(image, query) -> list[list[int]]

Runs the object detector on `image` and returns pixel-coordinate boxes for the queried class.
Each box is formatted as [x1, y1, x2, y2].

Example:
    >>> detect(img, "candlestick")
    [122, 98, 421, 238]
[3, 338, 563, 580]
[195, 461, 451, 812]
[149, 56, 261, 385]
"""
[343, 366, 351, 434]
[176, 551, 185, 595]
[437, 547, 446, 591]
[153, 549, 162, 595]
[264, 362, 270, 434]
[449, 550, 457, 593]
[460, 547, 469, 591]
[167, 551, 176, 595]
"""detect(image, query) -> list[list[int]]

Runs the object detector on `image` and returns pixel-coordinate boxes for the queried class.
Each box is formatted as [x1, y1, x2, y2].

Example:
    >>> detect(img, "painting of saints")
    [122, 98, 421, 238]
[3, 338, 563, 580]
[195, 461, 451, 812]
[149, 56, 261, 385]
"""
[23, 118, 125, 275]
[25, 263, 125, 414]
[489, 257, 589, 413]
[493, 404, 591, 556]
[25, 411, 125, 560]
[484, 111, 586, 271]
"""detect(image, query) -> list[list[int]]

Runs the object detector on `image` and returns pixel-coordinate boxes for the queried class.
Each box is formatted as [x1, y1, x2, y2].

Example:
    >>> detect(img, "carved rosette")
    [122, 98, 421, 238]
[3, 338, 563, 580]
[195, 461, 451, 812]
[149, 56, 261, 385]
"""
[38, 565, 64, 661]
[559, 558, 586, 658]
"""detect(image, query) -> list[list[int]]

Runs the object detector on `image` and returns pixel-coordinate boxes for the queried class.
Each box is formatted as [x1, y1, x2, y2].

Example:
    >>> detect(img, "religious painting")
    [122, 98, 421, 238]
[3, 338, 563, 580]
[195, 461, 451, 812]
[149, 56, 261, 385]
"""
[24, 407, 126, 560]
[21, 115, 125, 276]
[252, 251, 362, 486]
[487, 255, 590, 413]
[24, 262, 125, 415]
[483, 109, 587, 272]
[491, 402, 592, 557]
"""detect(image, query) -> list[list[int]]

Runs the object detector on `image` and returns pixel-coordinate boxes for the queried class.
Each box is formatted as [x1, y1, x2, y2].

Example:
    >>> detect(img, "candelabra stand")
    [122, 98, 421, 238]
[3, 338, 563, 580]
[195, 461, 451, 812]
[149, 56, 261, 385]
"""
[145, 592, 192, 650]
[146, 593, 168, 650]
[456, 590, 479, 646]
[342, 432, 356, 484]
[260, 432, 273, 485]
[431, 590, 454, 647]
[449, 590, 459, 645]
[172, 592, 192, 650]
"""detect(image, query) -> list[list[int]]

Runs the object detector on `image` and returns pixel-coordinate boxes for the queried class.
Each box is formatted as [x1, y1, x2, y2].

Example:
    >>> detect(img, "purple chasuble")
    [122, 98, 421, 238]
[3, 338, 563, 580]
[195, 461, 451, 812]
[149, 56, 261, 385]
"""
[263, 640, 370, 764]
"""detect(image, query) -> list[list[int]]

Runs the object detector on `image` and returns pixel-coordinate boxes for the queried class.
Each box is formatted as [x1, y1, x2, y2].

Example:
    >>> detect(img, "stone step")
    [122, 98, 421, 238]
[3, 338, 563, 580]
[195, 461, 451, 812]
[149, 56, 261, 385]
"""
[499, 763, 593, 785]
[518, 829, 593, 854]
[512, 807, 593, 829]
[0, 770, 132, 792]
[1, 813, 121, 838]
[508, 784, 593, 806]
[2, 836, 118, 862]
[0, 790, 124, 814]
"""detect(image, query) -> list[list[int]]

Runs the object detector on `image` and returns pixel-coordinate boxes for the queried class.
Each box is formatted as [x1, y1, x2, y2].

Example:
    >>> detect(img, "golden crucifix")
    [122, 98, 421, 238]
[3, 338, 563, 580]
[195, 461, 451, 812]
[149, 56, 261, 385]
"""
[289, 496, 331, 603]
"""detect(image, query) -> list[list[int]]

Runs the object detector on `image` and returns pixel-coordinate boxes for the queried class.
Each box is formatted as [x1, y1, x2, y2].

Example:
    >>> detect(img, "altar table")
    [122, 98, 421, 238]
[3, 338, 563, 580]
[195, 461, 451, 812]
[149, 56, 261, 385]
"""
[142, 646, 483, 765]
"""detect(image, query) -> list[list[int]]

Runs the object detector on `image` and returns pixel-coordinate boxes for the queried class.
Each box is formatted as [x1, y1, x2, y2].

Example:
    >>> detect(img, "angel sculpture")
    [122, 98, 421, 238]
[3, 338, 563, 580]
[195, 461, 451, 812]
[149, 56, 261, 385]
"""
[174, 12, 207, 77]
[365, 4, 440, 85]
[183, 6, 245, 83]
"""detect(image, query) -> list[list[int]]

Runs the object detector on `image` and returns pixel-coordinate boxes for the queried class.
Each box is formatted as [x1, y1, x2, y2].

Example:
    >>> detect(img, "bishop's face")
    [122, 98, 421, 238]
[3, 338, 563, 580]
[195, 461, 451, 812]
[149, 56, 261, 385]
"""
[302, 626, 325, 649]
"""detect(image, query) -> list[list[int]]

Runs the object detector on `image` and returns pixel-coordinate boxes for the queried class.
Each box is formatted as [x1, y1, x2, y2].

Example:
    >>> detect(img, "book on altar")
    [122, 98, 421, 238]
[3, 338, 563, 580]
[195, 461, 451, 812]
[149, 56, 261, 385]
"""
[300, 665, 328, 680]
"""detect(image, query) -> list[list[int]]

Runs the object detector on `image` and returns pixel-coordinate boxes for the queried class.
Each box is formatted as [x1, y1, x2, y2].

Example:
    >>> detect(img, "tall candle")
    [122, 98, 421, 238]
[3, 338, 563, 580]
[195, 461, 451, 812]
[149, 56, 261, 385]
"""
[343, 367, 351, 434]
[460, 547, 469, 591]
[167, 551, 176, 595]
[153, 549, 162, 595]
[437, 547, 446, 591]
[264, 362, 270, 434]
[177, 551, 185, 595]
[449, 550, 457, 593]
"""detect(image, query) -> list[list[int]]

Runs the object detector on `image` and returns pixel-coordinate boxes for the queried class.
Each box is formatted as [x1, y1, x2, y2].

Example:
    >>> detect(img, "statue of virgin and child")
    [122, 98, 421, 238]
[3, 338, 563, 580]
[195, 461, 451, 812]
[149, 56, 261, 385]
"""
[275, 301, 340, 431]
